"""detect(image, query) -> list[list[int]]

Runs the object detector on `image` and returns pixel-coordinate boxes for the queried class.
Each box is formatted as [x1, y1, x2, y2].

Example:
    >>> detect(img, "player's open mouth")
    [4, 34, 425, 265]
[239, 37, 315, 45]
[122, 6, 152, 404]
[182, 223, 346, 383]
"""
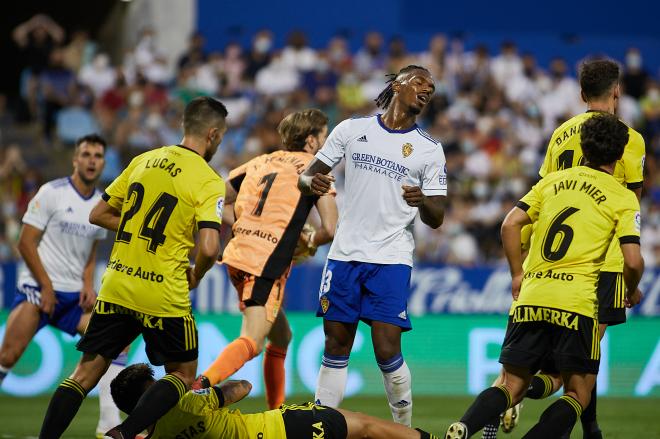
[416, 94, 429, 105]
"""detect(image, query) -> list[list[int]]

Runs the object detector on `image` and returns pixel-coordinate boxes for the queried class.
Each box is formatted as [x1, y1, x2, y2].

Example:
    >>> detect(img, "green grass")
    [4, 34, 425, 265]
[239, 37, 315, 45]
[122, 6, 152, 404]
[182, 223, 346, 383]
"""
[1, 394, 658, 438]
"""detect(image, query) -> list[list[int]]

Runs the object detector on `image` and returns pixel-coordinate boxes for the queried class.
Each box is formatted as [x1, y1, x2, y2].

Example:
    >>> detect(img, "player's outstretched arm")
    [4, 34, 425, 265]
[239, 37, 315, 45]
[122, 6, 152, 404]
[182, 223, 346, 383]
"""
[214, 380, 253, 407]
[501, 207, 532, 300]
[298, 159, 333, 196]
[89, 200, 122, 232]
[621, 243, 645, 307]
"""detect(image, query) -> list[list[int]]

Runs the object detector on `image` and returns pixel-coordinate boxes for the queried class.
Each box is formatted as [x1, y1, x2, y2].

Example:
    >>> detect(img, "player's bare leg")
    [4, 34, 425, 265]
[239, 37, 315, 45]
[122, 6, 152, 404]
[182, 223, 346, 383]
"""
[0, 301, 41, 383]
[39, 353, 111, 438]
[371, 321, 413, 426]
[200, 305, 270, 387]
[485, 367, 562, 437]
[264, 310, 292, 408]
[338, 407, 439, 439]
[315, 320, 358, 407]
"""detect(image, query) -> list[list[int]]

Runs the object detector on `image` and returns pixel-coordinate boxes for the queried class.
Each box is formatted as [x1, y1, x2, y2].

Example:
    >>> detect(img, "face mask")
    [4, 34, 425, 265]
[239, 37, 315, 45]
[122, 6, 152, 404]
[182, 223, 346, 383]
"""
[254, 38, 272, 54]
[649, 89, 660, 100]
[626, 53, 642, 69]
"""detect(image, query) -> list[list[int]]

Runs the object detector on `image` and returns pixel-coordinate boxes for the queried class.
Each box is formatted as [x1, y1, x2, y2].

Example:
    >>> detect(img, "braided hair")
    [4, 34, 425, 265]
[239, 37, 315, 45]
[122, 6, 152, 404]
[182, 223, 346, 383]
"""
[375, 65, 430, 110]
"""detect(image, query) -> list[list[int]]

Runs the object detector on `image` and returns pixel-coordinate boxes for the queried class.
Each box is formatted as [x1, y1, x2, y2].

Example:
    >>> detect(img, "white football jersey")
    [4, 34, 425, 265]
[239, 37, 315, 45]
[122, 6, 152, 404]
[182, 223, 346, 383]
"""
[18, 177, 107, 292]
[316, 115, 447, 266]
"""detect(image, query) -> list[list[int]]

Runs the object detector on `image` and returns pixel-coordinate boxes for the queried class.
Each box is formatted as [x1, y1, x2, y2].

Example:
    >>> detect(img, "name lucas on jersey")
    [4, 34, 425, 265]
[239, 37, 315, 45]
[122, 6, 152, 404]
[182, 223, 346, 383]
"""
[145, 157, 182, 177]
[106, 258, 165, 283]
[553, 177, 607, 205]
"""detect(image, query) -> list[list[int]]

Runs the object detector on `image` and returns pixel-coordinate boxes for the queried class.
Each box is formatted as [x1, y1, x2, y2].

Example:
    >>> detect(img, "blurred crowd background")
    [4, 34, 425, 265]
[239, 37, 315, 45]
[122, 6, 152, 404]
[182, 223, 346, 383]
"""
[1, 13, 660, 266]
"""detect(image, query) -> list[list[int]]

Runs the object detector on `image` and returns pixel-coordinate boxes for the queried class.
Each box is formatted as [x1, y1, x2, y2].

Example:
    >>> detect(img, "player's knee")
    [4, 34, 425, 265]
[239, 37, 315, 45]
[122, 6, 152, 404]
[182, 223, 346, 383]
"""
[373, 345, 400, 364]
[324, 334, 352, 356]
[563, 389, 590, 409]
[269, 327, 292, 348]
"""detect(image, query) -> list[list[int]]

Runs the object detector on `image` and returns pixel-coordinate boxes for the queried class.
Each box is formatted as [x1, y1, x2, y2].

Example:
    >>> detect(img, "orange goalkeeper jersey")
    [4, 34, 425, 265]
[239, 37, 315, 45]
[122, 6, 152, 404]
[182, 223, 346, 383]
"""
[222, 150, 318, 279]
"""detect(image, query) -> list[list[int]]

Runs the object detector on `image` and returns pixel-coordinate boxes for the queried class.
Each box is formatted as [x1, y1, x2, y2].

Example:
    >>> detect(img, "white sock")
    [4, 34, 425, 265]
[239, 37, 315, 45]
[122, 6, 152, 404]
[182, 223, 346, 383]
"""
[314, 354, 349, 407]
[0, 364, 10, 385]
[379, 354, 412, 426]
[96, 353, 127, 435]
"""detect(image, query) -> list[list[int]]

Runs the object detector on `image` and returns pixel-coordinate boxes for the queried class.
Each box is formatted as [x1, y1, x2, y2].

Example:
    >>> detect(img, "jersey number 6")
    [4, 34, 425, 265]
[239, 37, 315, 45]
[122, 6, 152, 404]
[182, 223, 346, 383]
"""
[541, 206, 579, 262]
[116, 182, 179, 253]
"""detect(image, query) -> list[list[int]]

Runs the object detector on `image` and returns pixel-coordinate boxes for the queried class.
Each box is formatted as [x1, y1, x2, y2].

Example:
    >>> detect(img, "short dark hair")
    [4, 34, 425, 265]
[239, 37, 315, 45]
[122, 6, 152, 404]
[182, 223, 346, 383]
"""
[581, 113, 629, 167]
[183, 97, 229, 137]
[110, 363, 155, 414]
[75, 133, 106, 154]
[277, 109, 328, 151]
[579, 59, 620, 100]
[375, 65, 430, 110]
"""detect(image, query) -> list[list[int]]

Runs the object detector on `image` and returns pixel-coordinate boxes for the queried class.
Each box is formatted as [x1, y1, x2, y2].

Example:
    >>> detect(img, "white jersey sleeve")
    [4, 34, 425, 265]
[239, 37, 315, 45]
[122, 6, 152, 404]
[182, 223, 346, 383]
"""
[421, 147, 448, 196]
[316, 119, 351, 168]
[22, 185, 56, 231]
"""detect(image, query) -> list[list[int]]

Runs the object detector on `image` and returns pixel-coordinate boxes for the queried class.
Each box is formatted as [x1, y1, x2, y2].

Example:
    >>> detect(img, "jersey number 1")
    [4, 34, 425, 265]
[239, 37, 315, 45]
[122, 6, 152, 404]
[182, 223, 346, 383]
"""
[541, 206, 579, 262]
[116, 182, 179, 253]
[251, 173, 277, 216]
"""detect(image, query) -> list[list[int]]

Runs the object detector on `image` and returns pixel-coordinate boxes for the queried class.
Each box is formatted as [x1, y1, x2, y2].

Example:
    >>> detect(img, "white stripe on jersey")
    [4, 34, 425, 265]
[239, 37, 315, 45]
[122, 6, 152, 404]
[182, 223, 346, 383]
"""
[316, 115, 447, 266]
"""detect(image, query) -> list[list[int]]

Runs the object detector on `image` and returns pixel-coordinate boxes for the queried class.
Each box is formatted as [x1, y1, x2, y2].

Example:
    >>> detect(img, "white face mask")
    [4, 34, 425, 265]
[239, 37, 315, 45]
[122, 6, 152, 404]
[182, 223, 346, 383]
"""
[254, 37, 272, 54]
[626, 52, 642, 69]
[649, 88, 660, 100]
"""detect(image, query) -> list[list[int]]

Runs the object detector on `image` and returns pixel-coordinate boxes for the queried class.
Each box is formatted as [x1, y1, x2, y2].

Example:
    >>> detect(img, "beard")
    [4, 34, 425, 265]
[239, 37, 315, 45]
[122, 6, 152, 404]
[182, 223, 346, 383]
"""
[77, 170, 98, 186]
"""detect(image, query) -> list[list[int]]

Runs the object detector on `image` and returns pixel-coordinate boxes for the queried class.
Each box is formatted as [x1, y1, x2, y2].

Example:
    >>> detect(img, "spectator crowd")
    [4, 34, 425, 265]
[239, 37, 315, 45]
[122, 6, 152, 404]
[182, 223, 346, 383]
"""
[1, 14, 660, 267]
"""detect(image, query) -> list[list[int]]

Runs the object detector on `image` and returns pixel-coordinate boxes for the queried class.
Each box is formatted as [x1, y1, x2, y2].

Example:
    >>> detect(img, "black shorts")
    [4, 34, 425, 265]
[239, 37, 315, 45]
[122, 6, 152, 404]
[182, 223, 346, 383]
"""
[77, 300, 198, 365]
[281, 402, 347, 439]
[499, 306, 600, 375]
[598, 271, 627, 326]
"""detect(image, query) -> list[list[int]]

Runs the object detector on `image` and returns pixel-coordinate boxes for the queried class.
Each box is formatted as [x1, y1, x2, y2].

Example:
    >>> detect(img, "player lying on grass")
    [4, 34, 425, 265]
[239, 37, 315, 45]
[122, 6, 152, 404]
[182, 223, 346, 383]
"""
[112, 364, 440, 439]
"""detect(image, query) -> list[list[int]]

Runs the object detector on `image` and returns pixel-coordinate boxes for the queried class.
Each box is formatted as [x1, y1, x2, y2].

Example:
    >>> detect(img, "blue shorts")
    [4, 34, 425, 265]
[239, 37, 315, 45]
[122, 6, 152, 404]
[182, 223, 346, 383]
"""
[316, 259, 413, 331]
[11, 284, 83, 336]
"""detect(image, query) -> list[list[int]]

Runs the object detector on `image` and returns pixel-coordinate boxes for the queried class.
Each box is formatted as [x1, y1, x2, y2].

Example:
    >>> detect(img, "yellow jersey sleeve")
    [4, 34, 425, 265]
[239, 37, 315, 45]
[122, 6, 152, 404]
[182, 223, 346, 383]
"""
[195, 176, 225, 230]
[518, 182, 542, 222]
[622, 129, 645, 189]
[103, 158, 139, 211]
[615, 194, 641, 244]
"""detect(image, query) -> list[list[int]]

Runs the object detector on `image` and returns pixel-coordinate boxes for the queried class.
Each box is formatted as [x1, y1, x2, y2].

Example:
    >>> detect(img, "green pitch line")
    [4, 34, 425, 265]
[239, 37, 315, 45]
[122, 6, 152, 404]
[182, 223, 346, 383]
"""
[1, 395, 658, 438]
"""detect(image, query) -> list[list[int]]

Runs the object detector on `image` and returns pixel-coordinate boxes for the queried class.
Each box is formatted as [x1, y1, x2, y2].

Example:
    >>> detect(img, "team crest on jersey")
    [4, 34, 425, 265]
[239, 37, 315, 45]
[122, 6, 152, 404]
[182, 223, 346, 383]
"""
[402, 143, 413, 158]
[320, 296, 330, 313]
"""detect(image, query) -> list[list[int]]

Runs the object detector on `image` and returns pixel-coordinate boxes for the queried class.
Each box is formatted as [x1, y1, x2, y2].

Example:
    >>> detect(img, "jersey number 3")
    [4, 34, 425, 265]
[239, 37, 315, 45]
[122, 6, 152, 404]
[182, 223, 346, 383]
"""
[541, 206, 579, 262]
[116, 182, 179, 253]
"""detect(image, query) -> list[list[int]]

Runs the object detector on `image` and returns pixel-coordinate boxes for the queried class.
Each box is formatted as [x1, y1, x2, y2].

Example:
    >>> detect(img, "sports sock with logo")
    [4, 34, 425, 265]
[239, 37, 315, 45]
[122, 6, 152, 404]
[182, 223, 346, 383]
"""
[526, 374, 556, 399]
[96, 352, 128, 435]
[264, 343, 287, 409]
[39, 378, 88, 439]
[378, 353, 413, 426]
[522, 395, 582, 439]
[315, 353, 349, 407]
[460, 386, 512, 435]
[203, 336, 258, 385]
[117, 373, 187, 437]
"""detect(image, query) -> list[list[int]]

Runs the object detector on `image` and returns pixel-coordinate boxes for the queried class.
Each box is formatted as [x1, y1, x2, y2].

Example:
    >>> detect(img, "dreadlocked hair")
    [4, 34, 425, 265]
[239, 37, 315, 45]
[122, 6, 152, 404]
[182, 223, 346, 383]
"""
[375, 64, 430, 109]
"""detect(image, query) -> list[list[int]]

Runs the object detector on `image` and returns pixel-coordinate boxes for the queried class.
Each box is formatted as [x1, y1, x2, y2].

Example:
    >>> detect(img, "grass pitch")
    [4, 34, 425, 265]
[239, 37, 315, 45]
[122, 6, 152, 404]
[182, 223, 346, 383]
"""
[1, 394, 658, 438]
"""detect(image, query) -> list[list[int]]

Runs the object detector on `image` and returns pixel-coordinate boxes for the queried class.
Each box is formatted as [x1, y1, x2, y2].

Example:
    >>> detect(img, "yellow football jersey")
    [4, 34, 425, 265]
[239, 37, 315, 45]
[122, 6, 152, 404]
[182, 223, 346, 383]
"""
[100, 145, 225, 317]
[150, 388, 286, 439]
[516, 166, 640, 318]
[538, 111, 645, 272]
